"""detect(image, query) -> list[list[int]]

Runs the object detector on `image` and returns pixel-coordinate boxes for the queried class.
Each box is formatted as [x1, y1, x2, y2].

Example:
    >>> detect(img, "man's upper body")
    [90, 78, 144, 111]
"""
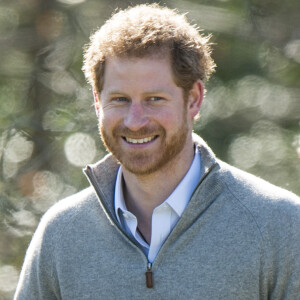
[14, 135, 300, 299]
[14, 4, 300, 299]
[92, 54, 203, 244]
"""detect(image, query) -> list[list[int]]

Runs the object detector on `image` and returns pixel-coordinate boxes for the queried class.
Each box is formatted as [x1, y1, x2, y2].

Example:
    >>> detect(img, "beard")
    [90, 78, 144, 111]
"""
[99, 113, 189, 175]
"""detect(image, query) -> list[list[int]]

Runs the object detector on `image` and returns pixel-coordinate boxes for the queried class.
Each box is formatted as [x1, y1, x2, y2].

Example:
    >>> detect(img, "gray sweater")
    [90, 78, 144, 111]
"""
[14, 135, 300, 299]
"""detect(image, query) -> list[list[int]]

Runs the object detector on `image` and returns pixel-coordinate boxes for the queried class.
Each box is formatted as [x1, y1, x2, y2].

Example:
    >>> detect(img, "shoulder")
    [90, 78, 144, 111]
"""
[33, 187, 99, 243]
[43, 187, 96, 220]
[215, 161, 300, 295]
[217, 160, 300, 244]
[218, 160, 299, 206]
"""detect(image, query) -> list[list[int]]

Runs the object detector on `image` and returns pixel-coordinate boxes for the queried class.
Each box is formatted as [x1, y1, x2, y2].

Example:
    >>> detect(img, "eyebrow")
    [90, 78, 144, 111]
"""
[106, 89, 171, 96]
[143, 90, 170, 95]
[106, 90, 126, 95]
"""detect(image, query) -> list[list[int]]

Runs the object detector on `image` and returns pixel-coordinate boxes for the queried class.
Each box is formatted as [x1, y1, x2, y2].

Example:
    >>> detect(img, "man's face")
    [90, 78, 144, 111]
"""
[96, 56, 197, 175]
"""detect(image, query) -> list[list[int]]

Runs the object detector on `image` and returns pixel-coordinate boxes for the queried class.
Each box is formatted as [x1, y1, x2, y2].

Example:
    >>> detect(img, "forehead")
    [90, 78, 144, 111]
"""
[102, 55, 177, 92]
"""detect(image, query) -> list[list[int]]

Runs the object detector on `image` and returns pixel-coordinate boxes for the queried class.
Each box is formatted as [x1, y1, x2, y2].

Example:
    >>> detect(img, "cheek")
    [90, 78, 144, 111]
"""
[153, 105, 183, 124]
[160, 108, 186, 129]
[99, 109, 120, 128]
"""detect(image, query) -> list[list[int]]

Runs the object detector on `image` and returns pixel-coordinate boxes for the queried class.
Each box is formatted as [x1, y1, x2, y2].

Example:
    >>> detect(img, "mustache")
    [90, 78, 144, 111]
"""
[112, 125, 165, 137]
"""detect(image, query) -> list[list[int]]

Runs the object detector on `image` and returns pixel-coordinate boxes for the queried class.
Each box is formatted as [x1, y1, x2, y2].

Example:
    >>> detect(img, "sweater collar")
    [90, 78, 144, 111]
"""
[114, 146, 201, 223]
[84, 133, 218, 225]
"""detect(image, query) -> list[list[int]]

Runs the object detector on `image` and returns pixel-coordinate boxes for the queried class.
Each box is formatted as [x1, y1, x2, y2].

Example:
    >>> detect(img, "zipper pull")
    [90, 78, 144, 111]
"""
[145, 262, 153, 288]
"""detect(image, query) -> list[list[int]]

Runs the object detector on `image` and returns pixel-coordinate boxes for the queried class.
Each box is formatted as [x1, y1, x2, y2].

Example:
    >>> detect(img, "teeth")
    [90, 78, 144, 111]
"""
[125, 136, 155, 144]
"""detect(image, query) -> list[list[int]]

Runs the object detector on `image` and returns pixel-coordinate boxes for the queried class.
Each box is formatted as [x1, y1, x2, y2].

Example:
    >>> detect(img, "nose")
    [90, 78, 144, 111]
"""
[123, 102, 149, 131]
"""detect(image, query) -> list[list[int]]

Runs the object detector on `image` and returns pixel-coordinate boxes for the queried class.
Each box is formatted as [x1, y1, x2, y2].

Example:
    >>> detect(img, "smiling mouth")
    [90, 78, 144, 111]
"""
[124, 136, 157, 144]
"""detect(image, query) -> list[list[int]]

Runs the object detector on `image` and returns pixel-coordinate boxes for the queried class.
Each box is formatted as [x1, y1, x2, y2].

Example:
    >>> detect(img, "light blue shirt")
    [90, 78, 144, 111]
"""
[114, 147, 201, 262]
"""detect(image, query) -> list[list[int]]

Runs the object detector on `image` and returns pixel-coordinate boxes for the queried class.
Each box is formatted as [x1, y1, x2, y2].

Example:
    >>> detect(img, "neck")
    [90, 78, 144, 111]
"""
[122, 138, 195, 240]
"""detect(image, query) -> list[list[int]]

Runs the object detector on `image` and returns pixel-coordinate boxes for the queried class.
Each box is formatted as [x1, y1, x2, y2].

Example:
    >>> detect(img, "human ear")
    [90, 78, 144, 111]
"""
[187, 80, 204, 119]
[93, 90, 101, 117]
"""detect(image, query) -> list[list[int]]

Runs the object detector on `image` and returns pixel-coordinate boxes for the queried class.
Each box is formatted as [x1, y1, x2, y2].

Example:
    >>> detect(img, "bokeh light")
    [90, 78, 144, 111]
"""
[57, 0, 87, 5]
[12, 210, 37, 228]
[4, 132, 34, 164]
[285, 39, 300, 63]
[0, 265, 19, 294]
[30, 171, 65, 212]
[64, 132, 96, 167]
[228, 135, 262, 170]
[228, 121, 288, 170]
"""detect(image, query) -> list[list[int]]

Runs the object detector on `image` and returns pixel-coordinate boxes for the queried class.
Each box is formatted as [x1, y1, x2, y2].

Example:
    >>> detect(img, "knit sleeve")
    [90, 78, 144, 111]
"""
[260, 194, 300, 299]
[14, 210, 61, 300]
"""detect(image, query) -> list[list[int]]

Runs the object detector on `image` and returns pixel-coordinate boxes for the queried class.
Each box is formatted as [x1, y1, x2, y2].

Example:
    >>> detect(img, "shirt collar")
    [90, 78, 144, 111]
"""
[114, 147, 201, 221]
[163, 147, 201, 217]
[114, 166, 127, 224]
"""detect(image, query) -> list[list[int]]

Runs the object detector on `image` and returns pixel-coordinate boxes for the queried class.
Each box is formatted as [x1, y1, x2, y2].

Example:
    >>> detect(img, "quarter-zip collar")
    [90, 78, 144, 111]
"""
[84, 134, 217, 227]
[84, 134, 217, 224]
[83, 133, 220, 235]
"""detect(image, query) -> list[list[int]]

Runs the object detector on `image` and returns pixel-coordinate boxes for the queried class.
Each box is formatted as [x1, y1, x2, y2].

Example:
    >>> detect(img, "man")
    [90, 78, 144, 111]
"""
[15, 4, 300, 299]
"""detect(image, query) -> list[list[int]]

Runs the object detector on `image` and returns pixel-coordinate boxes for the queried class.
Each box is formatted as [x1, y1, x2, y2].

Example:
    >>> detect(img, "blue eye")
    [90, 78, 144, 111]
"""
[149, 96, 162, 101]
[113, 97, 128, 102]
